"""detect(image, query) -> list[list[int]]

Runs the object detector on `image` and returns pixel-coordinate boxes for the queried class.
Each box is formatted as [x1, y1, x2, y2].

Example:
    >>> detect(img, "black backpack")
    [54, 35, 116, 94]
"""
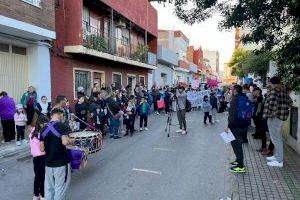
[185, 99, 192, 112]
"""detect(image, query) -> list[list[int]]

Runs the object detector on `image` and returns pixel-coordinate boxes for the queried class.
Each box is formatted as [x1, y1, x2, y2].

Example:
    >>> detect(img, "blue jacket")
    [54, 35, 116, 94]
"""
[209, 95, 218, 109]
[137, 102, 150, 116]
[20, 92, 37, 109]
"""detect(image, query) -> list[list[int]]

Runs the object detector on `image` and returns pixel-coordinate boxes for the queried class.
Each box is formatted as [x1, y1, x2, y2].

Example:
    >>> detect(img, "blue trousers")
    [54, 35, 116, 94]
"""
[109, 117, 120, 137]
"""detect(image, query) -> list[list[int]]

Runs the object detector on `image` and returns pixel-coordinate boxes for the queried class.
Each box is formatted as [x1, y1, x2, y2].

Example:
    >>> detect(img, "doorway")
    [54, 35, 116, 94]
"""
[127, 75, 136, 94]
[93, 72, 104, 90]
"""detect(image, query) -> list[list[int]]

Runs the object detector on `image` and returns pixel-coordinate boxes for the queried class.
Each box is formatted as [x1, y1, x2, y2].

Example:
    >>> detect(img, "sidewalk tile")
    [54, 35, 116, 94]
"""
[231, 129, 300, 200]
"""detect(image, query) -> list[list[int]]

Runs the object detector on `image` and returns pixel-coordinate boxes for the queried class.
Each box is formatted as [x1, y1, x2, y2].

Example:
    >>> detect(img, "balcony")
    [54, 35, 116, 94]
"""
[64, 22, 156, 70]
[157, 45, 178, 66]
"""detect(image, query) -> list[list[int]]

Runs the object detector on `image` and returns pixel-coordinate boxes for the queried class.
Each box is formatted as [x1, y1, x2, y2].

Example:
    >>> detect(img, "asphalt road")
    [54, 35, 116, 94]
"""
[0, 111, 232, 200]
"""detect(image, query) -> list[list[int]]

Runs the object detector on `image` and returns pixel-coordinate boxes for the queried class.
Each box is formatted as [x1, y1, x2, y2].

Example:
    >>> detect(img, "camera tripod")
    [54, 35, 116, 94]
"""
[165, 110, 174, 137]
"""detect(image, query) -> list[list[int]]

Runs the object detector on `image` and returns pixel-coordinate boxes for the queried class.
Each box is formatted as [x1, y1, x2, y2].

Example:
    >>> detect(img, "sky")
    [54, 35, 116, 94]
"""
[151, 2, 235, 71]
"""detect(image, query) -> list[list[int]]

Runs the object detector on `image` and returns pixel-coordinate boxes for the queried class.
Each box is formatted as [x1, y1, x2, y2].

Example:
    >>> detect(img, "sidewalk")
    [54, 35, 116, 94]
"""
[0, 142, 29, 163]
[231, 129, 300, 200]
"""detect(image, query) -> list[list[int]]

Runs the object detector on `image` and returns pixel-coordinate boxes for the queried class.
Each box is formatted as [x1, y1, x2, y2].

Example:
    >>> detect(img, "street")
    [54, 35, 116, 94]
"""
[0, 111, 231, 200]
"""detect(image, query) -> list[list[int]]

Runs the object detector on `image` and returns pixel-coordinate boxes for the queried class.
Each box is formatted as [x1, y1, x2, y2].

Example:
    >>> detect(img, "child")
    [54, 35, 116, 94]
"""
[202, 95, 212, 124]
[69, 114, 80, 132]
[124, 100, 136, 136]
[118, 110, 125, 134]
[75, 96, 87, 130]
[92, 106, 105, 134]
[29, 115, 49, 200]
[14, 104, 28, 146]
[137, 97, 150, 131]
[64, 99, 72, 122]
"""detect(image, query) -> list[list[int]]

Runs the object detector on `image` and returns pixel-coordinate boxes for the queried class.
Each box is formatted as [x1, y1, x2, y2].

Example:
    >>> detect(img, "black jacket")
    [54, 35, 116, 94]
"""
[228, 93, 242, 129]
[106, 97, 121, 116]
[36, 102, 51, 116]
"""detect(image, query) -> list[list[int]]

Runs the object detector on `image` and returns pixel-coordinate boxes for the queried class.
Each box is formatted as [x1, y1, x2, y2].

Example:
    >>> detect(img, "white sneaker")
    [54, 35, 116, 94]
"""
[266, 156, 276, 161]
[267, 160, 283, 167]
[182, 130, 187, 135]
[33, 196, 39, 200]
[22, 139, 28, 144]
[176, 129, 182, 133]
[144, 127, 148, 131]
[140, 128, 143, 131]
[16, 141, 21, 146]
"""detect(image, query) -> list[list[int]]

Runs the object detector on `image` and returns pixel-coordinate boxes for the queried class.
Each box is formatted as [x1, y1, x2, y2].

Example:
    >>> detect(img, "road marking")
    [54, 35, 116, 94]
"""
[170, 135, 180, 138]
[132, 168, 162, 175]
[153, 147, 176, 152]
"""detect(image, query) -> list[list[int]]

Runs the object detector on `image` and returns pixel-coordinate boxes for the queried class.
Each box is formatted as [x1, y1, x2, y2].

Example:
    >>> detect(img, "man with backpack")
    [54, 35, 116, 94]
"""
[263, 77, 292, 167]
[226, 85, 253, 173]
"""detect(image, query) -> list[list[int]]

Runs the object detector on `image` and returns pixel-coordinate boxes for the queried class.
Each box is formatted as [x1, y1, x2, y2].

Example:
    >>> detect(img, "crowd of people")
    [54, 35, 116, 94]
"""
[226, 76, 293, 173]
[0, 76, 294, 199]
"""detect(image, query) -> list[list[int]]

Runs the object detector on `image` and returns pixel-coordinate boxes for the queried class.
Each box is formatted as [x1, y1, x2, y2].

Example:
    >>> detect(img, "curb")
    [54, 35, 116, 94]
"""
[0, 144, 30, 164]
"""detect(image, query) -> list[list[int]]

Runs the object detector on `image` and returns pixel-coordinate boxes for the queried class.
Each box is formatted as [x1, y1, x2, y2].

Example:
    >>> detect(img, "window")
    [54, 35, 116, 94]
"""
[12, 46, 26, 55]
[113, 73, 122, 89]
[21, 0, 41, 7]
[139, 76, 145, 86]
[121, 36, 129, 46]
[75, 70, 91, 97]
[82, 6, 90, 33]
[0, 43, 9, 53]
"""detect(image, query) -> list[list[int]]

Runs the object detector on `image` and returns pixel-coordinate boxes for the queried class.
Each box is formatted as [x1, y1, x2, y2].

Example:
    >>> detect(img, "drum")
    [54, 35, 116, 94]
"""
[69, 131, 102, 154]
[67, 146, 88, 170]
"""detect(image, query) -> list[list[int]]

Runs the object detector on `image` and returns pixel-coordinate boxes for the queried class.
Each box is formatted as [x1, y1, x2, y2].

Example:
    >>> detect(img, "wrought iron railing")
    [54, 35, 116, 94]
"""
[82, 21, 154, 65]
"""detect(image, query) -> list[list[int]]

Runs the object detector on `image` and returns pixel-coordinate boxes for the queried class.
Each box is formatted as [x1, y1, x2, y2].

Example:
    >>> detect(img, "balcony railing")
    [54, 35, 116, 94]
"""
[82, 22, 155, 65]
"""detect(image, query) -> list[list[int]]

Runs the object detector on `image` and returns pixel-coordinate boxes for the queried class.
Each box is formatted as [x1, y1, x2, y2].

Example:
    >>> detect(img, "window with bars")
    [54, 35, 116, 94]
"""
[139, 76, 145, 86]
[113, 73, 122, 89]
[75, 70, 91, 97]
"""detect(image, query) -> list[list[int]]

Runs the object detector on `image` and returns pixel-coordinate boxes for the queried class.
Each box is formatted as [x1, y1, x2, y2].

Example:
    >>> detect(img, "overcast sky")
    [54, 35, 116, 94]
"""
[151, 2, 235, 71]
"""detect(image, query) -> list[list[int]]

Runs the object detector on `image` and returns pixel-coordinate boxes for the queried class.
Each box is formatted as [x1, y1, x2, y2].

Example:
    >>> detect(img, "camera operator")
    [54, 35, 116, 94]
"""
[173, 86, 187, 134]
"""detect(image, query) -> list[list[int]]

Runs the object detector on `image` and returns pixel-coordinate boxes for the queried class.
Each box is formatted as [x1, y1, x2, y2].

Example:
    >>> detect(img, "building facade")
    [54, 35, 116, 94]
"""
[0, 0, 56, 101]
[51, 0, 157, 101]
[203, 49, 219, 74]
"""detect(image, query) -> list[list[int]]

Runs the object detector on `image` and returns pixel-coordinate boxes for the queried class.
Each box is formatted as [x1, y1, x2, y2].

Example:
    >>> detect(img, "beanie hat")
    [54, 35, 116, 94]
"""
[16, 104, 23, 110]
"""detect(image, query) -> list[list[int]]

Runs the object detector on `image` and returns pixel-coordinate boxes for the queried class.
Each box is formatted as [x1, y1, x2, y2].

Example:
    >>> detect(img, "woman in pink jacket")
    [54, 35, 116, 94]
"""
[29, 115, 49, 200]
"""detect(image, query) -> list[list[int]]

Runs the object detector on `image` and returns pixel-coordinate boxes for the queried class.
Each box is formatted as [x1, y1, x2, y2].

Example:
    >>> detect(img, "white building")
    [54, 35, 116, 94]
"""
[0, 1, 55, 102]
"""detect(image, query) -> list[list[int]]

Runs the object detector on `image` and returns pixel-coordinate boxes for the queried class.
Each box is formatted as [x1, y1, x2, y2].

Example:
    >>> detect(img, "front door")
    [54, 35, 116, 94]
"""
[127, 76, 136, 94]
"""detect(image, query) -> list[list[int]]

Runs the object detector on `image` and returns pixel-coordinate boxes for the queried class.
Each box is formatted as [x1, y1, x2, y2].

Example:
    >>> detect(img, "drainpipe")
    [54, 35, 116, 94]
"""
[110, 8, 114, 54]
[129, 21, 132, 57]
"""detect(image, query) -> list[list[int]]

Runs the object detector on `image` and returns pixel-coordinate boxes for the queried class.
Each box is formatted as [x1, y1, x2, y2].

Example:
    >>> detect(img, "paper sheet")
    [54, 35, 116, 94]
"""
[220, 130, 235, 143]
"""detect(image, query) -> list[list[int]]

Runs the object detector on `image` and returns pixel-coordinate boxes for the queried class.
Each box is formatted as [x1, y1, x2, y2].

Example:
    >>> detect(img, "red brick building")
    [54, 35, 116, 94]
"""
[51, 0, 157, 101]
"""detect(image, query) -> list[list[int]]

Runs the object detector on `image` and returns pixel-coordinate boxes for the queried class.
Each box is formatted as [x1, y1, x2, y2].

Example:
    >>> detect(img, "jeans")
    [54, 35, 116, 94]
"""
[204, 112, 212, 123]
[26, 105, 35, 125]
[211, 108, 217, 122]
[109, 117, 120, 137]
[177, 109, 186, 131]
[33, 155, 45, 197]
[16, 125, 25, 141]
[140, 114, 148, 128]
[230, 127, 246, 167]
[268, 117, 284, 162]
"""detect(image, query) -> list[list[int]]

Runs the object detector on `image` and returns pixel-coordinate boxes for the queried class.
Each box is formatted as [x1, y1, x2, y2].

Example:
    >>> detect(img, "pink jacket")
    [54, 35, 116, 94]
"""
[14, 113, 27, 126]
[29, 128, 45, 157]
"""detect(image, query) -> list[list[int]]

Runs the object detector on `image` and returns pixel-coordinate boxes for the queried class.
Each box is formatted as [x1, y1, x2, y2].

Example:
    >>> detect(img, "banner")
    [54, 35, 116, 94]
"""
[191, 79, 200, 89]
[187, 90, 210, 107]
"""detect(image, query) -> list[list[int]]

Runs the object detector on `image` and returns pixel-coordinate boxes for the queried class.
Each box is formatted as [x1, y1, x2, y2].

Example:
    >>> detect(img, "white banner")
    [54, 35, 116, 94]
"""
[187, 90, 210, 107]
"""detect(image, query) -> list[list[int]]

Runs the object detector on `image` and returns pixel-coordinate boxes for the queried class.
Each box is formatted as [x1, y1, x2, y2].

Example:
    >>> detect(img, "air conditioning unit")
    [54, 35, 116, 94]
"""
[115, 20, 127, 28]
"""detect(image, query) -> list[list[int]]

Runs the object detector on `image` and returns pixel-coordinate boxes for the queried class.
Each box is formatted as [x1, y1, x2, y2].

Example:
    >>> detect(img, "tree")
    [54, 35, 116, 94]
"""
[151, 0, 300, 90]
[228, 48, 272, 85]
